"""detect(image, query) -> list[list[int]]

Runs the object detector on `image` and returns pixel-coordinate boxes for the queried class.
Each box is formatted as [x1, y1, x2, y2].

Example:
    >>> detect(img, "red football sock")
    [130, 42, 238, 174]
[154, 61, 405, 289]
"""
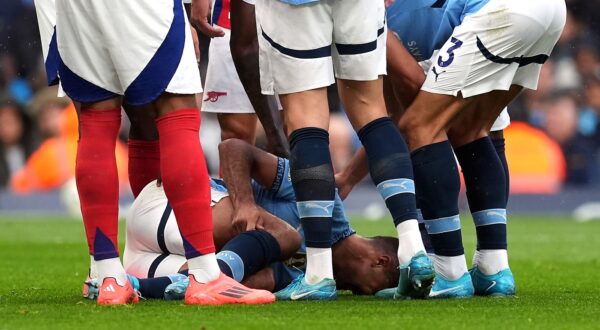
[128, 139, 160, 198]
[155, 108, 215, 258]
[76, 108, 121, 260]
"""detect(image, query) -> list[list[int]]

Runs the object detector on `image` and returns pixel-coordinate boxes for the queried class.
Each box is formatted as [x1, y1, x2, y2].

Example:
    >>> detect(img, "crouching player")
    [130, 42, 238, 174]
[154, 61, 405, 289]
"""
[85, 139, 400, 300]
[337, 0, 521, 299]
[387, 0, 565, 298]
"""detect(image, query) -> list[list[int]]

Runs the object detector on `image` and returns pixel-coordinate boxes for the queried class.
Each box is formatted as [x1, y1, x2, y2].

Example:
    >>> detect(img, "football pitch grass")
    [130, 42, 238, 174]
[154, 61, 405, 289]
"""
[1, 215, 599, 329]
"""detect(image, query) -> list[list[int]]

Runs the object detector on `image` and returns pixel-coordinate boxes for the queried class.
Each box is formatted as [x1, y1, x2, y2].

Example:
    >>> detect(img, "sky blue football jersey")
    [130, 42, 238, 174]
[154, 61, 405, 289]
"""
[387, 0, 491, 62]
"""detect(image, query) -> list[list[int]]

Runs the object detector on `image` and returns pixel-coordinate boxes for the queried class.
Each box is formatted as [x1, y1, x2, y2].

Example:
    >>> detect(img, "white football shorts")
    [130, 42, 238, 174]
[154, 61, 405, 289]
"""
[34, 0, 60, 86]
[255, 0, 387, 95]
[123, 181, 228, 278]
[422, 0, 566, 98]
[419, 52, 510, 132]
[202, 28, 256, 114]
[55, 0, 202, 105]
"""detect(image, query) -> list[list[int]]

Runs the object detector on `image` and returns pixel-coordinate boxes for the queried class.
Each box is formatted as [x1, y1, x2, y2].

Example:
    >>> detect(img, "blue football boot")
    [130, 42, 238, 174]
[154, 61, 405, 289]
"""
[429, 272, 474, 299]
[274, 275, 337, 301]
[164, 276, 190, 300]
[470, 267, 516, 297]
[374, 287, 396, 299]
[395, 252, 435, 299]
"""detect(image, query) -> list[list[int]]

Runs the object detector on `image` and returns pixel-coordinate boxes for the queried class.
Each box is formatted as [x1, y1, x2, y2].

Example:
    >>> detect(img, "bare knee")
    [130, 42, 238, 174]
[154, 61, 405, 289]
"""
[398, 111, 439, 150]
[218, 114, 257, 144]
[260, 214, 302, 259]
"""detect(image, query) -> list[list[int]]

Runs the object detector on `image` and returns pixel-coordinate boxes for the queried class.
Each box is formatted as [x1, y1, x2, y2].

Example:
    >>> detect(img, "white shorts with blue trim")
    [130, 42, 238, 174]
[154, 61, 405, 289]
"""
[34, 0, 60, 86]
[419, 51, 510, 132]
[123, 181, 228, 278]
[55, 0, 202, 105]
[255, 0, 387, 95]
[422, 0, 566, 98]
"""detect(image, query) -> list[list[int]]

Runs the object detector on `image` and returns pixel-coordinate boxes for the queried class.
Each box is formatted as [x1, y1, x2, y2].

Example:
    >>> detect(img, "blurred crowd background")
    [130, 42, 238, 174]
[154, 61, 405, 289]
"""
[1, 0, 600, 198]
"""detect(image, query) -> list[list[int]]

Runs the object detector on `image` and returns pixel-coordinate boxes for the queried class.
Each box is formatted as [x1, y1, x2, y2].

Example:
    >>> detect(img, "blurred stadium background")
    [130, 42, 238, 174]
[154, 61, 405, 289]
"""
[1, 0, 600, 220]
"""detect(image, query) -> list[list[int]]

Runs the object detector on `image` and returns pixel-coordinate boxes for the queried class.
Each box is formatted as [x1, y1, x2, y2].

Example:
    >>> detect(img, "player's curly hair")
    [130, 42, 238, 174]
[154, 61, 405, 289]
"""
[370, 236, 400, 288]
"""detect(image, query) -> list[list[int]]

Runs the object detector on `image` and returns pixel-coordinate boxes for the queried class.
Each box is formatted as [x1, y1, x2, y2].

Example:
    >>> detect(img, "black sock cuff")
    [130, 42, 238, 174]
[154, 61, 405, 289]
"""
[411, 140, 454, 166]
[357, 117, 394, 142]
[253, 230, 282, 262]
[455, 137, 493, 162]
[289, 127, 329, 148]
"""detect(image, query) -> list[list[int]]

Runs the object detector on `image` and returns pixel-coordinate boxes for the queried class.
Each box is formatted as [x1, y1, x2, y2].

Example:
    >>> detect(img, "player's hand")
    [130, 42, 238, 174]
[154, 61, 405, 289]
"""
[191, 0, 225, 38]
[232, 203, 265, 233]
[384, 0, 395, 8]
[335, 172, 354, 201]
[190, 26, 200, 62]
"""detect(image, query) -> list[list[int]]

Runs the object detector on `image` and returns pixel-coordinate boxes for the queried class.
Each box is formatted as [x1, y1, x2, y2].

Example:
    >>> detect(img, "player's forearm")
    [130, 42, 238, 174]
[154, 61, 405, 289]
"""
[230, 0, 289, 158]
[219, 141, 257, 208]
[340, 147, 369, 189]
[386, 31, 425, 108]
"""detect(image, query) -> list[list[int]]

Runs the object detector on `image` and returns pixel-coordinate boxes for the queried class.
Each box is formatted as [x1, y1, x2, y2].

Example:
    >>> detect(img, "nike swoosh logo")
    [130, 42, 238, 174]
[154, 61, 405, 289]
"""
[290, 290, 318, 300]
[429, 285, 463, 297]
[486, 281, 497, 292]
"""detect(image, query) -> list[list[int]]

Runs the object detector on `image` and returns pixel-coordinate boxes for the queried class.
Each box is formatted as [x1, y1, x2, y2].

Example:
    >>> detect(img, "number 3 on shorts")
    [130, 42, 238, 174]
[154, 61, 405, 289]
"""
[437, 37, 463, 68]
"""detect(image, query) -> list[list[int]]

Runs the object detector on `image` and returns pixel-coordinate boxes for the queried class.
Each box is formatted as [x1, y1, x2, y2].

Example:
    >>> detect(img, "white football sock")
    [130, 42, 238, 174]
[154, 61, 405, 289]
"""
[96, 258, 128, 286]
[474, 249, 509, 275]
[396, 220, 426, 265]
[188, 253, 221, 283]
[89, 256, 98, 279]
[305, 247, 333, 284]
[431, 254, 468, 281]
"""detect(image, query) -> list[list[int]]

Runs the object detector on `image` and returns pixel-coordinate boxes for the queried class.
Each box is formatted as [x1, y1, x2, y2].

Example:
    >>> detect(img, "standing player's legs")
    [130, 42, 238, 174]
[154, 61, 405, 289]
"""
[74, 96, 134, 305]
[447, 90, 520, 296]
[399, 92, 473, 299]
[401, 0, 566, 299]
[331, 0, 433, 299]
[256, 0, 337, 299]
[280, 89, 335, 286]
[58, 0, 274, 305]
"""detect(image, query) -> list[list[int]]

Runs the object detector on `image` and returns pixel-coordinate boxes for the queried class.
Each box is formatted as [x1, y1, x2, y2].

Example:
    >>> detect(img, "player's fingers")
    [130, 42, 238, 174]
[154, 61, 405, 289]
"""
[256, 218, 265, 231]
[197, 21, 225, 38]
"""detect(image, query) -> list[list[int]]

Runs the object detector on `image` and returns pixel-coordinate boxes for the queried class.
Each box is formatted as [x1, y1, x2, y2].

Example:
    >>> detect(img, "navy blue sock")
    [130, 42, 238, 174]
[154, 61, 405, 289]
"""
[358, 118, 418, 226]
[492, 136, 510, 203]
[136, 273, 187, 299]
[412, 141, 463, 256]
[216, 230, 281, 282]
[289, 128, 334, 248]
[417, 209, 434, 254]
[456, 137, 508, 250]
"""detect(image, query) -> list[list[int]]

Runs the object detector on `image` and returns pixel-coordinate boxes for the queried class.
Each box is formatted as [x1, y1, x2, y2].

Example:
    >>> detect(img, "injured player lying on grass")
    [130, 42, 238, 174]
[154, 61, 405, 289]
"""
[83, 139, 399, 300]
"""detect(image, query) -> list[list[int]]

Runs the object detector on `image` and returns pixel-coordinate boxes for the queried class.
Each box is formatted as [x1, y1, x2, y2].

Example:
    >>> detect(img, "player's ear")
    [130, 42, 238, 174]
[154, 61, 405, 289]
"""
[374, 255, 391, 268]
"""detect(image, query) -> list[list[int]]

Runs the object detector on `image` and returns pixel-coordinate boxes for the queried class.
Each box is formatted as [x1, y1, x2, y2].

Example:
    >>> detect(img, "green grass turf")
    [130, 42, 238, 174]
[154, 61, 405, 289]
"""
[1, 215, 599, 329]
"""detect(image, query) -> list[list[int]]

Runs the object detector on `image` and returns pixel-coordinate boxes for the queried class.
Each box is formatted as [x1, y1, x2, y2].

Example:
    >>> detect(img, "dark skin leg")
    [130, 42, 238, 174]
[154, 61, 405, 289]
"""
[123, 104, 159, 141]
[446, 86, 522, 148]
[230, 0, 289, 157]
[217, 113, 257, 144]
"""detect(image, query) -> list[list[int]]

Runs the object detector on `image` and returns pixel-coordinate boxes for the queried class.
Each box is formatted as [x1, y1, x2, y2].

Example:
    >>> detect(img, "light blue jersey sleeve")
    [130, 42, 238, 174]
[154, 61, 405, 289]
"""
[386, 0, 489, 62]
